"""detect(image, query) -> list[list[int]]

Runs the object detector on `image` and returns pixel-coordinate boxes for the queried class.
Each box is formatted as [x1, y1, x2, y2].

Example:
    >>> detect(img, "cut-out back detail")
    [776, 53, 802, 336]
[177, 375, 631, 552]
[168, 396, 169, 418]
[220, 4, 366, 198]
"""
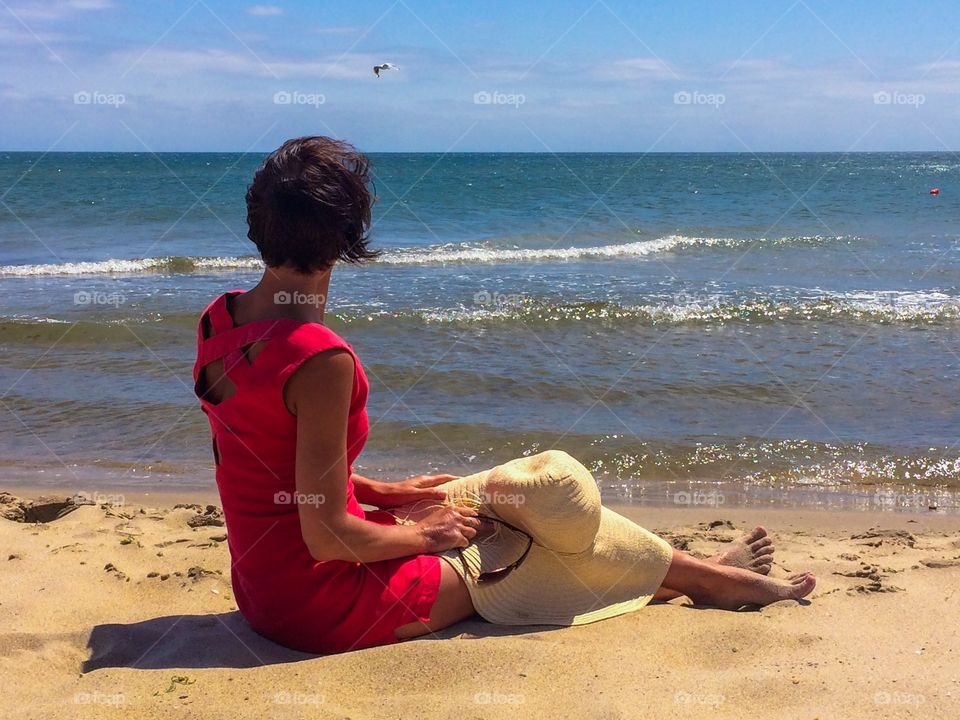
[193, 299, 273, 406]
[194, 311, 238, 406]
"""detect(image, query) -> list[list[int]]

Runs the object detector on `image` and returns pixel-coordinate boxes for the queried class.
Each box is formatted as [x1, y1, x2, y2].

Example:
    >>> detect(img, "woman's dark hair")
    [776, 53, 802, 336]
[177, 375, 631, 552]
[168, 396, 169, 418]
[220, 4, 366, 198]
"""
[245, 136, 379, 273]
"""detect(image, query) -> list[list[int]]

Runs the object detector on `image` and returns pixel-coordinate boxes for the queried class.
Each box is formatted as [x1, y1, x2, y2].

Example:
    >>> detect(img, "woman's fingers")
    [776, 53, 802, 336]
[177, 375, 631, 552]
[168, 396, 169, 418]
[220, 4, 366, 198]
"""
[457, 510, 480, 543]
[414, 474, 460, 487]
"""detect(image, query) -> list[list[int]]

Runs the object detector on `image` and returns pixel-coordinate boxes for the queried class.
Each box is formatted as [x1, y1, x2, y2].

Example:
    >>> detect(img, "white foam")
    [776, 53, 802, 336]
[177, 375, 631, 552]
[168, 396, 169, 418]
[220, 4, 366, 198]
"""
[0, 258, 165, 275]
[408, 289, 960, 325]
[0, 256, 263, 276]
[376, 234, 835, 265]
[0, 235, 841, 276]
[193, 256, 263, 270]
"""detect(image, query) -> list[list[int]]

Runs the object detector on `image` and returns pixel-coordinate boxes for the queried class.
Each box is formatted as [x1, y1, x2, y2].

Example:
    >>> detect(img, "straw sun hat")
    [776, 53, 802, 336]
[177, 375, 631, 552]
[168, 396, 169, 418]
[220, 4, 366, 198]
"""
[396, 450, 674, 626]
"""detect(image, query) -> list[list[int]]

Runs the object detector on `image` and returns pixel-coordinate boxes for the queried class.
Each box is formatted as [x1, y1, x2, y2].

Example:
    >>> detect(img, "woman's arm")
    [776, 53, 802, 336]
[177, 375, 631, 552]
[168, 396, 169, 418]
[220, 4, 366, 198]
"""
[350, 473, 396, 504]
[286, 349, 479, 563]
[352, 472, 457, 508]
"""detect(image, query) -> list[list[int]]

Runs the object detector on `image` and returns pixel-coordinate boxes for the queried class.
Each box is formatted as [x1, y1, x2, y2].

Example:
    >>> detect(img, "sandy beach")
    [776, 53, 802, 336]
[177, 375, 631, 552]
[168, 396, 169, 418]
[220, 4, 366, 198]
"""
[2, 490, 957, 719]
[6, 2, 960, 718]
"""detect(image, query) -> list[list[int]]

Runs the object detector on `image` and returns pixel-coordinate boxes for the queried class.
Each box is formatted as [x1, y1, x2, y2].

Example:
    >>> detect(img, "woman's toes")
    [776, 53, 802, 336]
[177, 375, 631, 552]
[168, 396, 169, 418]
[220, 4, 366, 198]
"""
[750, 537, 773, 552]
[744, 526, 768, 544]
[791, 573, 816, 597]
[753, 563, 772, 575]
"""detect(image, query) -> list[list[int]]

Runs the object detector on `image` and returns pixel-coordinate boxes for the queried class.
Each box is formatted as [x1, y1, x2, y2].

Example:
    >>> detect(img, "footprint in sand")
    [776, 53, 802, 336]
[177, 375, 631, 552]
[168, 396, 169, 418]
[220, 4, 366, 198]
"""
[849, 528, 917, 548]
[832, 562, 904, 594]
[175, 504, 225, 528]
[1, 494, 91, 523]
[920, 558, 960, 569]
[833, 563, 881, 580]
[103, 563, 129, 582]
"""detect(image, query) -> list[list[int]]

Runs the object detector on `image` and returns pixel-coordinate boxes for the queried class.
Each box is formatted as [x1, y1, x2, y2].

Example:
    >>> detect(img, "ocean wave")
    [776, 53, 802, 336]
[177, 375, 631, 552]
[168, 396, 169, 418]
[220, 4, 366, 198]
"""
[0, 234, 844, 276]
[0, 255, 265, 276]
[1, 291, 957, 344]
[375, 234, 839, 265]
[399, 291, 960, 326]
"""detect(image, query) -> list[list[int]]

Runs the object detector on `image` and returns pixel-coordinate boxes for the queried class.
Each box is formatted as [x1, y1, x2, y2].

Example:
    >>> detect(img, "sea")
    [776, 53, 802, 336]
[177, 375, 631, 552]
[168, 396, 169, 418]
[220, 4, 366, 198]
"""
[1, 151, 958, 512]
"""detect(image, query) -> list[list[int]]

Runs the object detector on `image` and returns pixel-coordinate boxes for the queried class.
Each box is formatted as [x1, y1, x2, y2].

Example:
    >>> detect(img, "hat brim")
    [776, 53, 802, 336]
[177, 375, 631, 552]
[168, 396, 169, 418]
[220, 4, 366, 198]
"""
[429, 451, 674, 626]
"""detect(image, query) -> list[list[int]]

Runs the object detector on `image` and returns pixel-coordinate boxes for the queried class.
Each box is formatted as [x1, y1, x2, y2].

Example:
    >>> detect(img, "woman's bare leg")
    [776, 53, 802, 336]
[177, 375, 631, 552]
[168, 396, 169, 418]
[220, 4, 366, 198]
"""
[657, 549, 815, 609]
[390, 501, 800, 620]
[395, 561, 475, 640]
[654, 526, 777, 601]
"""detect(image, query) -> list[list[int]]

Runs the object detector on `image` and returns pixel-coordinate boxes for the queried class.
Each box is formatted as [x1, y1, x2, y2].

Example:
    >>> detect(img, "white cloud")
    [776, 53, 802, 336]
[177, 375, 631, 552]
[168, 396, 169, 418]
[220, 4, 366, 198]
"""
[915, 60, 960, 76]
[5, 0, 111, 21]
[113, 47, 377, 80]
[314, 26, 361, 35]
[247, 4, 283, 16]
[590, 57, 680, 82]
[68, 0, 112, 9]
[0, 21, 65, 44]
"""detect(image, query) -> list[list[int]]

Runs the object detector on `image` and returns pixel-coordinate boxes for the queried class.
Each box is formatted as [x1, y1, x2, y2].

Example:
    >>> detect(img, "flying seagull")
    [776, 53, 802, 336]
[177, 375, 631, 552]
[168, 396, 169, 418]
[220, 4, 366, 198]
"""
[373, 63, 397, 77]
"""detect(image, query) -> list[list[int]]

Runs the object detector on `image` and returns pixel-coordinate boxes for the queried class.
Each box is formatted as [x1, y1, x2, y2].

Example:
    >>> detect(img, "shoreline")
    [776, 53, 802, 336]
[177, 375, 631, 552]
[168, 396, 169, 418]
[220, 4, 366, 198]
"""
[4, 484, 959, 530]
[3, 474, 959, 516]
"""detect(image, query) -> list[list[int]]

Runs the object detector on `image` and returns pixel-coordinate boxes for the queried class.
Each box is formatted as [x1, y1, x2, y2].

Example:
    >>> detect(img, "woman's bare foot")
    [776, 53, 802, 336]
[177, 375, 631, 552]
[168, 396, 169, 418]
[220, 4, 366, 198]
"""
[708, 570, 816, 610]
[659, 549, 816, 610]
[712, 526, 775, 575]
[652, 527, 778, 602]
[691, 566, 816, 610]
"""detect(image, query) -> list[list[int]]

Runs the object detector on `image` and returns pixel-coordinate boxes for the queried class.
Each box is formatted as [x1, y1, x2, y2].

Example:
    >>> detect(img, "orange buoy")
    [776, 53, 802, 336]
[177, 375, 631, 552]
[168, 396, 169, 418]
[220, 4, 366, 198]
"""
[930, 188, 940, 195]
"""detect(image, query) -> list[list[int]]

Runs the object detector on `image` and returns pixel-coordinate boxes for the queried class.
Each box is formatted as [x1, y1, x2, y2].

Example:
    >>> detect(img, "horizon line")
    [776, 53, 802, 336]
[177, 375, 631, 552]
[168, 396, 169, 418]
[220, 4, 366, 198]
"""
[1, 148, 956, 155]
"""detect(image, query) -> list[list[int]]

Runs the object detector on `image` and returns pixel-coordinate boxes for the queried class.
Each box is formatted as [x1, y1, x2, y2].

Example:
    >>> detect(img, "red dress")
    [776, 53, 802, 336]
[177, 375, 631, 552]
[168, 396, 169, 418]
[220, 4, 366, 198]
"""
[193, 290, 441, 654]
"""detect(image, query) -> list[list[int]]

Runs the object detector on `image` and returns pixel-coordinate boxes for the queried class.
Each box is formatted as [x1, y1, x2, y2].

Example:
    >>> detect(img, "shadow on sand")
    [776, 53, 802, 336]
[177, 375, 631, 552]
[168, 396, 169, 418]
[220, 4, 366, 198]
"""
[82, 612, 556, 671]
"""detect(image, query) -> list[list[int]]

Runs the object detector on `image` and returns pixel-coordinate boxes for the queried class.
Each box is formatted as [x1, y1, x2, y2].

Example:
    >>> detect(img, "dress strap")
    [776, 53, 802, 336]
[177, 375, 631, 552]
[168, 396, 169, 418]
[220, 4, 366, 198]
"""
[206, 291, 238, 335]
[197, 318, 298, 366]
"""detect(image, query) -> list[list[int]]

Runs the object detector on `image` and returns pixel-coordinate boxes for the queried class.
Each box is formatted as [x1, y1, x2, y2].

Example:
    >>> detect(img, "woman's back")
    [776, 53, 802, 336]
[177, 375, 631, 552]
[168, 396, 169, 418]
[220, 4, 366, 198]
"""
[193, 289, 371, 645]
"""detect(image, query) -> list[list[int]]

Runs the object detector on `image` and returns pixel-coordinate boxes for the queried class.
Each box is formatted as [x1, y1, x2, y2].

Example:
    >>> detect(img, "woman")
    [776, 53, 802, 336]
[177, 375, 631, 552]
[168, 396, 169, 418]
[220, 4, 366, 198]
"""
[193, 136, 816, 655]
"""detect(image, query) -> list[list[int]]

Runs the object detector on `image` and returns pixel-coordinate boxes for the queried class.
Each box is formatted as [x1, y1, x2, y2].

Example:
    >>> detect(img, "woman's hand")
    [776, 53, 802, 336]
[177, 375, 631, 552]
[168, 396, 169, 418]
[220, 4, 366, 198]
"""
[359, 474, 459, 508]
[417, 505, 481, 553]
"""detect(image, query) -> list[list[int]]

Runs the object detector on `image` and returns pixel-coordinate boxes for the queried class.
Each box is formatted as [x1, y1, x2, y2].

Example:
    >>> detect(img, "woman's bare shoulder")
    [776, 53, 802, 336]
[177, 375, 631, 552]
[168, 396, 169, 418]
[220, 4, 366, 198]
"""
[284, 348, 355, 415]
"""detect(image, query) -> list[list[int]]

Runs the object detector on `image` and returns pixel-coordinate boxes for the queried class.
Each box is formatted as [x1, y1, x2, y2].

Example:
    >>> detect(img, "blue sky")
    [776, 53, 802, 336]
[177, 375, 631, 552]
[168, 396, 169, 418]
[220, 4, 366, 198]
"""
[2, 0, 960, 152]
